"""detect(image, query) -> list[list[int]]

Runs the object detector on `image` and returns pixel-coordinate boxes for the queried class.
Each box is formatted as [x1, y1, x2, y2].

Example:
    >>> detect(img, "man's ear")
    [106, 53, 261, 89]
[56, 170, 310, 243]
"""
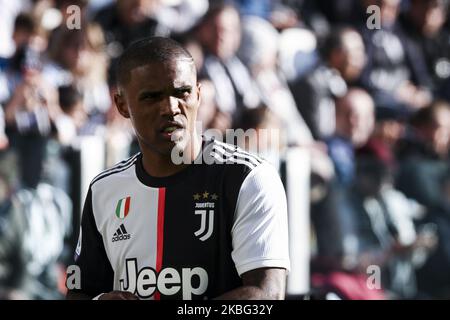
[196, 82, 202, 106]
[114, 90, 130, 119]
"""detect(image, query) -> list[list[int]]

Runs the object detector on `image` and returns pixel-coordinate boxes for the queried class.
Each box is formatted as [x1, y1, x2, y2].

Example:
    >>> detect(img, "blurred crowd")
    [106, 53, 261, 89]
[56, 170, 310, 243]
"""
[0, 0, 449, 299]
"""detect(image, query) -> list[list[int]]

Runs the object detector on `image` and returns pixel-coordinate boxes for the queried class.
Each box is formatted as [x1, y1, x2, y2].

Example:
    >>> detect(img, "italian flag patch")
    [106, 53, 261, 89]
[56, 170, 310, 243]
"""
[115, 196, 131, 219]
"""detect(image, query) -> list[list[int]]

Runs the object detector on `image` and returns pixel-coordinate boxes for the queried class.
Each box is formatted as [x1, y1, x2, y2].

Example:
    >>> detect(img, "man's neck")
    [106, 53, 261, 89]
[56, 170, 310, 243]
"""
[141, 136, 202, 178]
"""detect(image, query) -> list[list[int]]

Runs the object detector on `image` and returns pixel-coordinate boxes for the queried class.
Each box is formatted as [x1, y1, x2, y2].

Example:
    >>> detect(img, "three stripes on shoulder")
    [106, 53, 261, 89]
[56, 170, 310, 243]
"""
[210, 140, 263, 170]
[91, 153, 140, 186]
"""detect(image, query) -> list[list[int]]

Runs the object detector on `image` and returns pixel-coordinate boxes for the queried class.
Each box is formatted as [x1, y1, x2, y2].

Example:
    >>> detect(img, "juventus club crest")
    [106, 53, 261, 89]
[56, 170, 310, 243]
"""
[193, 191, 217, 241]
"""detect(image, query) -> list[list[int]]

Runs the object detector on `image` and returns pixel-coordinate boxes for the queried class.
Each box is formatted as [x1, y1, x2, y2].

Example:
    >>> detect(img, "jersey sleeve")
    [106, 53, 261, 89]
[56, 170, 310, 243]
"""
[68, 187, 114, 297]
[231, 161, 291, 276]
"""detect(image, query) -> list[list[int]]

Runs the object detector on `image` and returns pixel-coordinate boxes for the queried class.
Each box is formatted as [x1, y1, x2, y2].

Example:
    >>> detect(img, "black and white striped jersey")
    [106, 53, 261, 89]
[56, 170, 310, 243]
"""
[70, 137, 290, 300]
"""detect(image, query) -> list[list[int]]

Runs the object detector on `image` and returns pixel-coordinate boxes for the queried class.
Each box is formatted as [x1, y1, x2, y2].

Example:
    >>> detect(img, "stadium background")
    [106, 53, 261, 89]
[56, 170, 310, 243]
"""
[0, 0, 449, 300]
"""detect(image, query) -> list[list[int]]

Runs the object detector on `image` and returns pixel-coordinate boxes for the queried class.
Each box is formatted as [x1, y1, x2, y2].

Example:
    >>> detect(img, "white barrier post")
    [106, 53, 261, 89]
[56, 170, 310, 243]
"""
[285, 147, 310, 296]
[79, 136, 105, 215]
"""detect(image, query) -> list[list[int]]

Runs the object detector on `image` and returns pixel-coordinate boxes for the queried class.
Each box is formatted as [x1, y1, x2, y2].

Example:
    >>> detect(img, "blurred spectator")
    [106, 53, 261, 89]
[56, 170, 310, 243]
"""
[399, 0, 450, 99]
[196, 3, 261, 124]
[15, 180, 72, 299]
[289, 26, 366, 139]
[0, 0, 32, 58]
[175, 34, 229, 135]
[269, 2, 301, 31]
[0, 13, 37, 106]
[325, 88, 375, 187]
[58, 85, 86, 133]
[362, 109, 408, 171]
[55, 85, 105, 145]
[238, 16, 313, 146]
[300, 0, 366, 42]
[43, 25, 111, 115]
[3, 43, 60, 189]
[277, 27, 319, 82]
[155, 0, 208, 34]
[178, 35, 205, 74]
[0, 148, 72, 300]
[0, 11, 75, 296]
[0, 13, 38, 102]
[238, 15, 334, 182]
[312, 130, 436, 299]
[397, 100, 450, 162]
[12, 12, 37, 50]
[307, 0, 364, 26]
[197, 78, 232, 134]
[356, 147, 437, 299]
[104, 98, 135, 168]
[396, 101, 450, 298]
[233, 104, 286, 168]
[360, 0, 433, 115]
[0, 151, 27, 299]
[177, 34, 233, 135]
[93, 0, 169, 59]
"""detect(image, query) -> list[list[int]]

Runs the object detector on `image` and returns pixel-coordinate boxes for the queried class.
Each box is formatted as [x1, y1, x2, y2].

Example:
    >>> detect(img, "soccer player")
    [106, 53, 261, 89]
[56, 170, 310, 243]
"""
[66, 37, 290, 300]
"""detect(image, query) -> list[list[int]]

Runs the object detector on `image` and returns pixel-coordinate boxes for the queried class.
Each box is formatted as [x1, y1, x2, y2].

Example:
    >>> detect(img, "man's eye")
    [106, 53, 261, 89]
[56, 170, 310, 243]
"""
[175, 89, 191, 98]
[140, 93, 162, 101]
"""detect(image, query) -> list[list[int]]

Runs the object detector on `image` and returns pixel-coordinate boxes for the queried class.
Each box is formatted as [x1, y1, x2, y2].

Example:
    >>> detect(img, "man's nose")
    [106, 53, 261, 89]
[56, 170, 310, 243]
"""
[160, 96, 181, 116]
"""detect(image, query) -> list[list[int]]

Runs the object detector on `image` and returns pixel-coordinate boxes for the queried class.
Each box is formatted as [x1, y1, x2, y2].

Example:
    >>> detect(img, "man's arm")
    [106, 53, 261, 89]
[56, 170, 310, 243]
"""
[215, 268, 286, 300]
[227, 160, 290, 300]
[65, 187, 115, 299]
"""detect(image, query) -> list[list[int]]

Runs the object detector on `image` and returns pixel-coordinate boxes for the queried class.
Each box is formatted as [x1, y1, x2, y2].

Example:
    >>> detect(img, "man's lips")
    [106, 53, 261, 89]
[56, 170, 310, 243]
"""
[159, 121, 186, 141]
[160, 121, 185, 133]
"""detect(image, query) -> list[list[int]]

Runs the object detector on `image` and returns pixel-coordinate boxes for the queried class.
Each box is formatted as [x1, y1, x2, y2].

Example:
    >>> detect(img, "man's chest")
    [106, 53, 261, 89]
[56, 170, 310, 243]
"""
[96, 178, 235, 270]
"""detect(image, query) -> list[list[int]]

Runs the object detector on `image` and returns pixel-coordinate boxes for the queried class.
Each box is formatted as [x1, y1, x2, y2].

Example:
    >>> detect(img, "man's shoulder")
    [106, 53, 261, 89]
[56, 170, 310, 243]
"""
[206, 138, 265, 173]
[90, 153, 140, 188]
[203, 138, 283, 193]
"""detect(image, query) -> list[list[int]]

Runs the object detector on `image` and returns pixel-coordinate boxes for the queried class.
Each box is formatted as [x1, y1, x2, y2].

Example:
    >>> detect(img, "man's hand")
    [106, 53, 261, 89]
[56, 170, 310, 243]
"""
[98, 291, 140, 300]
[214, 268, 287, 300]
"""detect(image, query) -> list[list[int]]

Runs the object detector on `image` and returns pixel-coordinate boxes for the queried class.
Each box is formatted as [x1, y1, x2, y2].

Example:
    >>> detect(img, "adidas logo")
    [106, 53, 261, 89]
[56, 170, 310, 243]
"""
[112, 224, 131, 242]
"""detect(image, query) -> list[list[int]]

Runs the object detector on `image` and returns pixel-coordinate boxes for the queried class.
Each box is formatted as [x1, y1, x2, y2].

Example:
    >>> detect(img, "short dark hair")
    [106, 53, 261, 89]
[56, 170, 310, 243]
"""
[410, 100, 450, 128]
[115, 37, 194, 87]
[14, 13, 36, 34]
[58, 85, 82, 113]
[54, 0, 88, 9]
[197, 1, 238, 27]
[321, 26, 358, 61]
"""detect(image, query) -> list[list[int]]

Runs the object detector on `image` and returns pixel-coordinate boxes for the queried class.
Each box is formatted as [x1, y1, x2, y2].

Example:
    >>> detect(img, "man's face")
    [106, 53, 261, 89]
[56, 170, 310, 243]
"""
[115, 58, 201, 157]
[117, 0, 160, 25]
[61, 34, 87, 70]
[340, 31, 366, 81]
[430, 108, 450, 156]
[200, 8, 241, 61]
[410, 0, 447, 35]
[336, 92, 375, 147]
